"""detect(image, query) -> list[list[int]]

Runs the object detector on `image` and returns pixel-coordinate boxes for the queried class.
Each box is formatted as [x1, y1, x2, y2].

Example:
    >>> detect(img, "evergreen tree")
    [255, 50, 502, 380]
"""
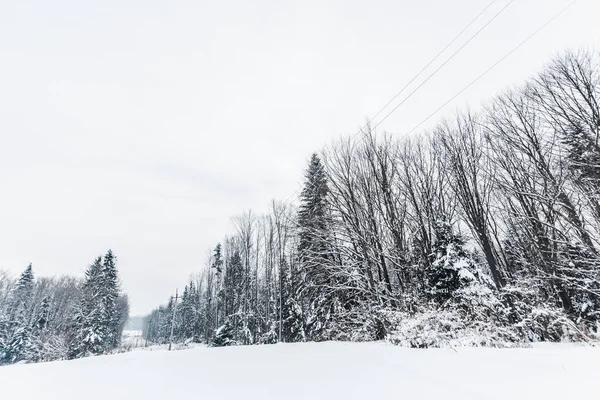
[179, 283, 197, 341]
[69, 256, 106, 359]
[426, 221, 467, 303]
[426, 221, 498, 316]
[68, 252, 123, 358]
[297, 153, 335, 340]
[9, 264, 34, 321]
[212, 244, 224, 274]
[298, 153, 330, 260]
[0, 315, 9, 362]
[211, 319, 235, 347]
[224, 250, 245, 338]
[102, 250, 120, 349]
[2, 325, 38, 364]
[1, 264, 37, 364]
[35, 297, 51, 331]
[279, 261, 305, 342]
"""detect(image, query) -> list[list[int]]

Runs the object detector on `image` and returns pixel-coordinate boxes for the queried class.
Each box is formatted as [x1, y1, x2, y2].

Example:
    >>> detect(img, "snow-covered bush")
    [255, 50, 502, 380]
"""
[501, 281, 592, 342]
[514, 306, 584, 342]
[386, 309, 519, 348]
[211, 320, 237, 347]
[258, 324, 278, 344]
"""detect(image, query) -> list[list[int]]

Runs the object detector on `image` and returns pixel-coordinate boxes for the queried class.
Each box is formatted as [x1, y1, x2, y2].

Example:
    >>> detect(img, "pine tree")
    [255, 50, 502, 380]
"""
[2, 325, 38, 364]
[1, 264, 37, 364]
[0, 315, 9, 363]
[69, 256, 106, 358]
[297, 153, 335, 340]
[179, 283, 196, 341]
[426, 220, 498, 316]
[29, 296, 51, 361]
[212, 244, 224, 274]
[35, 297, 51, 331]
[425, 221, 491, 304]
[9, 264, 34, 321]
[224, 249, 245, 339]
[279, 261, 305, 342]
[426, 221, 467, 303]
[211, 319, 235, 347]
[298, 153, 330, 261]
[101, 250, 120, 350]
[187, 281, 202, 343]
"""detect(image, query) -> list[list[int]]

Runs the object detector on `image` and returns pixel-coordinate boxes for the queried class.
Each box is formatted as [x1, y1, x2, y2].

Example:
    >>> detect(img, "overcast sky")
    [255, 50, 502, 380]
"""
[1, 0, 599, 315]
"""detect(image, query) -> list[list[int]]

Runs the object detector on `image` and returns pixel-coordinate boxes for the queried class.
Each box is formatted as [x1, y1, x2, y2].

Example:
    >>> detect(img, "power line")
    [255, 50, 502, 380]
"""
[405, 0, 579, 136]
[370, 0, 515, 132]
[281, 0, 511, 205]
[362, 0, 499, 132]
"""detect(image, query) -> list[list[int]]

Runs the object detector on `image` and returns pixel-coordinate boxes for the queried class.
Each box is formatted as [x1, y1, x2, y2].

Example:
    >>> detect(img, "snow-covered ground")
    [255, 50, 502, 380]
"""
[0, 342, 598, 399]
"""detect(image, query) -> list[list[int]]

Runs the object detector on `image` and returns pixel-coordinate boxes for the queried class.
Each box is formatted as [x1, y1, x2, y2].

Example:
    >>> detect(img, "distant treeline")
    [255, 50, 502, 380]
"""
[0, 250, 129, 365]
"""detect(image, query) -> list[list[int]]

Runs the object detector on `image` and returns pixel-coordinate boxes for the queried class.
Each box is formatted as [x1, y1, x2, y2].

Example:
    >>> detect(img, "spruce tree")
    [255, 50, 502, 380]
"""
[212, 244, 224, 274]
[298, 153, 330, 261]
[9, 264, 34, 321]
[101, 250, 119, 350]
[279, 261, 305, 342]
[426, 221, 466, 303]
[211, 319, 235, 347]
[1, 264, 37, 364]
[69, 257, 106, 358]
[179, 283, 196, 341]
[2, 325, 38, 364]
[35, 297, 50, 331]
[224, 250, 244, 338]
[426, 221, 496, 313]
[297, 153, 334, 340]
[0, 315, 9, 363]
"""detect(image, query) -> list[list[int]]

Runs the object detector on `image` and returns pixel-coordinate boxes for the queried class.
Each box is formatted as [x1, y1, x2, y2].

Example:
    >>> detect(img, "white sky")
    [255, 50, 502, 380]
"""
[1, 0, 599, 315]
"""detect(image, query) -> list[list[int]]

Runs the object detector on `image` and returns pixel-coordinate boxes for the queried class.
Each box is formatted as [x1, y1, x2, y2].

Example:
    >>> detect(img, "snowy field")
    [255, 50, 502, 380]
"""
[0, 342, 598, 400]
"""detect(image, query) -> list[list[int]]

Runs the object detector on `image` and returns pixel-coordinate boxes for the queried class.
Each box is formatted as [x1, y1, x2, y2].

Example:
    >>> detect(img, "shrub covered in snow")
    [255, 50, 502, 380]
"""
[211, 320, 237, 347]
[386, 310, 520, 348]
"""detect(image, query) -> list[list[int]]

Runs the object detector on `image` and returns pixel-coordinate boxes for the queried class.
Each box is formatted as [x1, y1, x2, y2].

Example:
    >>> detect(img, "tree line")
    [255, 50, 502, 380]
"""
[145, 49, 600, 347]
[0, 250, 129, 364]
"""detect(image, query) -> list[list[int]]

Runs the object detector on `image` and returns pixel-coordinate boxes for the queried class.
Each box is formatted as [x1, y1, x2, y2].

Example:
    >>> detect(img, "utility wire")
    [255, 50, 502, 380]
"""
[370, 0, 515, 132]
[404, 0, 579, 136]
[281, 0, 511, 205]
[361, 0, 499, 132]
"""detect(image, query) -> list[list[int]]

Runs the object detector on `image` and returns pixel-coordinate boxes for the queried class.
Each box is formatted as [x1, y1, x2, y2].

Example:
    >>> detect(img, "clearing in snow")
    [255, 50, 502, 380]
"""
[0, 342, 598, 399]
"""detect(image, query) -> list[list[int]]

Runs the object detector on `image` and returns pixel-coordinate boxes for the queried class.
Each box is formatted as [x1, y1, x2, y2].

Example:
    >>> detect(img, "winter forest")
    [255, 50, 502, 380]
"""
[145, 50, 600, 348]
[2, 49, 600, 368]
[0, 251, 129, 365]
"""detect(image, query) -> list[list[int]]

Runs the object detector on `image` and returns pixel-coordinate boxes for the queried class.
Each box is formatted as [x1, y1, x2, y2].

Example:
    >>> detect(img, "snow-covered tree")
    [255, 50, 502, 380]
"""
[426, 221, 473, 304]
[211, 319, 235, 347]
[68, 251, 126, 359]
[1, 264, 38, 364]
[9, 264, 34, 321]
[297, 153, 338, 340]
